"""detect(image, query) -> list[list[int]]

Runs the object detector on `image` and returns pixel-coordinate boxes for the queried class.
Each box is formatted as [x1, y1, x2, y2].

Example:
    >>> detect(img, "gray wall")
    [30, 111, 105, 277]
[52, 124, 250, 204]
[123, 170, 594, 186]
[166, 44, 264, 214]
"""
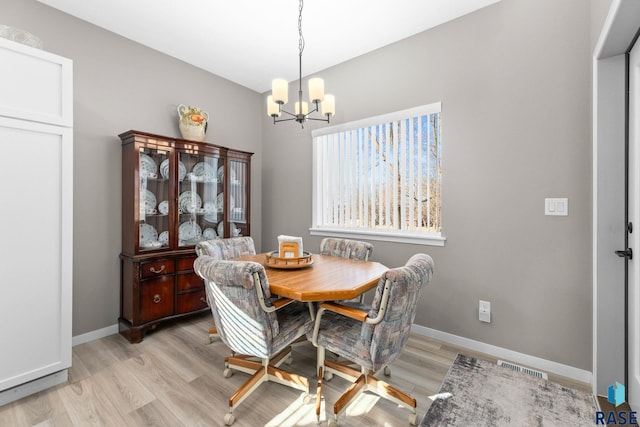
[262, 0, 593, 370]
[1, 0, 607, 373]
[1, 0, 263, 336]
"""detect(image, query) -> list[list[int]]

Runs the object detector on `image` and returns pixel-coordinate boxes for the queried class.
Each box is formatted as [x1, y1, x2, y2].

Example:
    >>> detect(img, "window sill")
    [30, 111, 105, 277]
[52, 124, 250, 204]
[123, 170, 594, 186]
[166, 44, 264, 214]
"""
[309, 227, 446, 247]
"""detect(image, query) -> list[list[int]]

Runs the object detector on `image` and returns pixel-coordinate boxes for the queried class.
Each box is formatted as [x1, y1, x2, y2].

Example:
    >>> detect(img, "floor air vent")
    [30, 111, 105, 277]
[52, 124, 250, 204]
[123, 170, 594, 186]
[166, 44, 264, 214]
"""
[497, 360, 548, 380]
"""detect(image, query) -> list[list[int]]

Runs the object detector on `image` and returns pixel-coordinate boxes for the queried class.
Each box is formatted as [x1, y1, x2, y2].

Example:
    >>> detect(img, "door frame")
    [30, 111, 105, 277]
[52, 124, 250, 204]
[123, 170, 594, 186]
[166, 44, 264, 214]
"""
[593, 0, 640, 398]
[628, 36, 640, 411]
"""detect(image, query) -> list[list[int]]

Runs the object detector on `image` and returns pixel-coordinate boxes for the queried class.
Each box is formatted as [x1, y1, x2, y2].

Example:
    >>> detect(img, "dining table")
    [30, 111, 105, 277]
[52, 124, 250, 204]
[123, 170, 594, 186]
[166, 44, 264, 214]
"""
[235, 252, 388, 303]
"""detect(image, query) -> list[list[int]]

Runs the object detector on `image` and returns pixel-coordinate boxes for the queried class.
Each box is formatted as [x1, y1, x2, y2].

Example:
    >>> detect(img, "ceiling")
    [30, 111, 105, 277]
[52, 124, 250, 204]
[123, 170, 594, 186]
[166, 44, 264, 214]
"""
[37, 0, 501, 93]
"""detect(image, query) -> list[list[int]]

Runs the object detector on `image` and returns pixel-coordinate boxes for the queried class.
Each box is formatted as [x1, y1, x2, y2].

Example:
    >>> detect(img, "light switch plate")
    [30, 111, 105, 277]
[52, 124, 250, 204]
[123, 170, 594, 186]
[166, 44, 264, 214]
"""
[545, 198, 568, 216]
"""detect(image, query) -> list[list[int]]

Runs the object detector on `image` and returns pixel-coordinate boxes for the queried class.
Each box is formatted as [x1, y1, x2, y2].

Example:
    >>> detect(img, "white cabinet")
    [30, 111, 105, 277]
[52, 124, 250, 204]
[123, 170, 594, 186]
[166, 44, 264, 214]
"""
[0, 37, 73, 405]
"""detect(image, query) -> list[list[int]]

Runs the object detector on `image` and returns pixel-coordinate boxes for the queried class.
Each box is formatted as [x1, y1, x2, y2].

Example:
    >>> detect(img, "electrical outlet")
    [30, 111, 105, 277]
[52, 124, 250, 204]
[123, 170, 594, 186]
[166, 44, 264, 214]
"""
[479, 300, 491, 323]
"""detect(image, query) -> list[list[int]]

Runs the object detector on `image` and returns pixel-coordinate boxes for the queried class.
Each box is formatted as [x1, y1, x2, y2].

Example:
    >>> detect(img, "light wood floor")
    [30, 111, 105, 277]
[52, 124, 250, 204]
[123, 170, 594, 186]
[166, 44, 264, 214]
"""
[0, 313, 591, 426]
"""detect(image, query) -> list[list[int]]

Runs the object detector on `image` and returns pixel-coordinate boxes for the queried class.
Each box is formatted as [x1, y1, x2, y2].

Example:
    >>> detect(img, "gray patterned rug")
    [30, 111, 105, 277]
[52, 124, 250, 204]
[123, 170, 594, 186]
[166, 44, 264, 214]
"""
[420, 354, 599, 426]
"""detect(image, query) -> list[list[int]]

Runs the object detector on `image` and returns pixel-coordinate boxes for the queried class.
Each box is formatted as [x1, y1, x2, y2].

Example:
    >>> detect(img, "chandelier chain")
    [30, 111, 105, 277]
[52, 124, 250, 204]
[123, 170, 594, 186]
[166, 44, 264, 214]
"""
[298, 0, 305, 57]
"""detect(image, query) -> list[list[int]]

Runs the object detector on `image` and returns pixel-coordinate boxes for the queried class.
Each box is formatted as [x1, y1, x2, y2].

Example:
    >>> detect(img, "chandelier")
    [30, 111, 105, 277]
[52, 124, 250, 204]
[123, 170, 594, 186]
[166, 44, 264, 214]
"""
[267, 0, 335, 128]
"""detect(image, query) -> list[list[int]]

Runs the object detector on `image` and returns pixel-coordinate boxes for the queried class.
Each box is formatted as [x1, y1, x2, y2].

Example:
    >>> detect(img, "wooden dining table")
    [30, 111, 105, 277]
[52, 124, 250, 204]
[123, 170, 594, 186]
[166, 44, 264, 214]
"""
[235, 253, 388, 302]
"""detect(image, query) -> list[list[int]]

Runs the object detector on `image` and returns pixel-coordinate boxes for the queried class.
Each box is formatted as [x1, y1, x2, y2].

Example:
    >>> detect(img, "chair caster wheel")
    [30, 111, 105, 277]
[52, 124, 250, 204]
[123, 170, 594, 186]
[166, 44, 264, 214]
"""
[223, 368, 233, 378]
[224, 413, 235, 425]
[409, 413, 419, 425]
[303, 393, 311, 404]
[384, 366, 391, 376]
[324, 371, 333, 381]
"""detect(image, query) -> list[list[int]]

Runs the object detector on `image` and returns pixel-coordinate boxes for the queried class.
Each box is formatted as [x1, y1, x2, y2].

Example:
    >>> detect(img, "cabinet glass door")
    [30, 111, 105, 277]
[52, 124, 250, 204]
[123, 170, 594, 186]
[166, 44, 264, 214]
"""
[139, 147, 169, 251]
[229, 160, 248, 237]
[178, 152, 222, 246]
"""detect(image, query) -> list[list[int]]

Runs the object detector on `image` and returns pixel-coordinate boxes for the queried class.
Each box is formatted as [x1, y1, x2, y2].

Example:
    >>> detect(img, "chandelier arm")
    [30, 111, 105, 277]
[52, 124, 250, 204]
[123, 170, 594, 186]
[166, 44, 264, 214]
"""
[307, 101, 319, 115]
[278, 108, 298, 118]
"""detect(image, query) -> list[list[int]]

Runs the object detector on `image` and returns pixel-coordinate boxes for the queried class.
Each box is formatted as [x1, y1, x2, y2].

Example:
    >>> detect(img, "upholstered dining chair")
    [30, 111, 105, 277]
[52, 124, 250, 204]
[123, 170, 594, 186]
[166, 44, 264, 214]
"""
[319, 237, 373, 261]
[319, 237, 374, 304]
[195, 236, 257, 341]
[195, 256, 314, 425]
[310, 253, 434, 426]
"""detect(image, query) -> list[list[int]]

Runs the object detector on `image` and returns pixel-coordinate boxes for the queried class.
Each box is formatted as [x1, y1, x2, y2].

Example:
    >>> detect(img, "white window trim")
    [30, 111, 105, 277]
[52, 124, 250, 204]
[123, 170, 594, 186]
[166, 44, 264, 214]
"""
[309, 227, 446, 246]
[311, 102, 446, 247]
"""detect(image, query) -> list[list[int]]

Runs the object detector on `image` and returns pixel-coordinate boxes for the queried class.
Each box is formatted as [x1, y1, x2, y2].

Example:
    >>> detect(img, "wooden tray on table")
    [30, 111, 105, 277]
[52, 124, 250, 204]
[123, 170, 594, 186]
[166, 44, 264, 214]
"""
[264, 251, 314, 269]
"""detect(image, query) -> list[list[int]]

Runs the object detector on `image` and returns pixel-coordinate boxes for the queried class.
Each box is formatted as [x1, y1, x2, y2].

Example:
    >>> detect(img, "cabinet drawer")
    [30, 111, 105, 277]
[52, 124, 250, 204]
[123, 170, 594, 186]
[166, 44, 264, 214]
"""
[140, 277, 174, 323]
[140, 259, 175, 279]
[176, 256, 197, 272]
[177, 289, 208, 314]
[177, 272, 204, 291]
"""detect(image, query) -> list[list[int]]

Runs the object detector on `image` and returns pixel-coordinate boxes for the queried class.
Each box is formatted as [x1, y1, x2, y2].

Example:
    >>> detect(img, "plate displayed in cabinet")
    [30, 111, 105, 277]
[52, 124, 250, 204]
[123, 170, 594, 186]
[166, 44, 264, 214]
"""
[217, 166, 224, 184]
[159, 159, 187, 181]
[203, 201, 217, 222]
[158, 231, 169, 245]
[179, 191, 202, 213]
[158, 200, 169, 215]
[140, 223, 158, 246]
[217, 222, 224, 238]
[216, 192, 224, 212]
[179, 221, 202, 241]
[202, 227, 217, 240]
[192, 162, 217, 182]
[141, 189, 156, 211]
[139, 153, 157, 177]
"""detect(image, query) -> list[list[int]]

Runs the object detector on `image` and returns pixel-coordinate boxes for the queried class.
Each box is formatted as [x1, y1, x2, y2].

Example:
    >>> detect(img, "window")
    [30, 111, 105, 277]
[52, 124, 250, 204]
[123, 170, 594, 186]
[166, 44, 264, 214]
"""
[310, 102, 444, 246]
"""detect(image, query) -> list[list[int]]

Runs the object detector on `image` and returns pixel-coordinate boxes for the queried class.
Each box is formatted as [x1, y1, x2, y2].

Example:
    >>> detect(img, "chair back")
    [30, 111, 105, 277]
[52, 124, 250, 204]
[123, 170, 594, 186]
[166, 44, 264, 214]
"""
[319, 238, 373, 261]
[196, 236, 256, 259]
[194, 257, 279, 358]
[362, 253, 434, 370]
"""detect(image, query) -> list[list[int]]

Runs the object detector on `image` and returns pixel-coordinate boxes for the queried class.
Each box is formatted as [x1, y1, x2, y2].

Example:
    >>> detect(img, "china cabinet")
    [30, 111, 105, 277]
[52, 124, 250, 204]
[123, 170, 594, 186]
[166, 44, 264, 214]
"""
[0, 38, 73, 404]
[119, 130, 252, 343]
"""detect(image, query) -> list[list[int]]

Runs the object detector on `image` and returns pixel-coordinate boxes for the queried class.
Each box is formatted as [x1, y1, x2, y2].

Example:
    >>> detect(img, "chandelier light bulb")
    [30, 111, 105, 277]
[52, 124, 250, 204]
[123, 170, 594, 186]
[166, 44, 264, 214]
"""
[321, 94, 335, 117]
[308, 78, 325, 103]
[272, 79, 288, 104]
[295, 101, 309, 115]
[267, 95, 281, 118]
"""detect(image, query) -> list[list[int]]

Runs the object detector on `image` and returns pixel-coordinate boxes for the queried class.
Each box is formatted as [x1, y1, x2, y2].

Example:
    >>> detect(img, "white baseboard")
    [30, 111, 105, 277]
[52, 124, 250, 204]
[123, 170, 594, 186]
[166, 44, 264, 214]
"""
[72, 324, 119, 346]
[0, 370, 67, 406]
[412, 325, 592, 385]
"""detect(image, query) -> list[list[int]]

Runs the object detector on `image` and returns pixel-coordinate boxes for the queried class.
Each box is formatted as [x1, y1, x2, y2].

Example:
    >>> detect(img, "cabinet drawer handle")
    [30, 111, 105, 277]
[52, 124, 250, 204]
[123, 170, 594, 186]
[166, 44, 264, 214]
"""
[153, 294, 162, 304]
[150, 265, 166, 274]
[200, 297, 207, 304]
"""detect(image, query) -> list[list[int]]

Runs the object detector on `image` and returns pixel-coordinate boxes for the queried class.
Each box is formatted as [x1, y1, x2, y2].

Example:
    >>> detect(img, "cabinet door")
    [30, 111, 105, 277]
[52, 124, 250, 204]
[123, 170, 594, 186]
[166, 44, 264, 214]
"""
[177, 152, 223, 245]
[0, 38, 72, 126]
[138, 147, 170, 252]
[0, 117, 72, 391]
[229, 158, 250, 237]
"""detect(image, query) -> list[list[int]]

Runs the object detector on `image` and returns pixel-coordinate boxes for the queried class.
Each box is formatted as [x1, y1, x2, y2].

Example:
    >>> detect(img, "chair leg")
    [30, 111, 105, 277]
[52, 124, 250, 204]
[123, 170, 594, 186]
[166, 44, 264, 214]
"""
[225, 347, 291, 376]
[229, 366, 267, 409]
[208, 326, 218, 342]
[323, 365, 418, 425]
[224, 354, 310, 426]
[316, 366, 323, 422]
[333, 373, 366, 416]
[365, 375, 417, 410]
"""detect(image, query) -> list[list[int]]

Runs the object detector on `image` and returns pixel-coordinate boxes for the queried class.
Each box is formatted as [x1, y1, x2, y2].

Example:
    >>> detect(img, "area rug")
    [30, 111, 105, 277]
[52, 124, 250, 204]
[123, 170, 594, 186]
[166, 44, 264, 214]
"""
[420, 354, 599, 426]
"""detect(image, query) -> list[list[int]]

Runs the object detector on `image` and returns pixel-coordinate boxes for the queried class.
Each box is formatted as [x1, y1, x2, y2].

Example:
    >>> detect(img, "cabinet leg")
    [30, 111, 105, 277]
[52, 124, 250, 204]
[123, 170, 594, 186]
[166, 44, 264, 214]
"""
[118, 318, 145, 343]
